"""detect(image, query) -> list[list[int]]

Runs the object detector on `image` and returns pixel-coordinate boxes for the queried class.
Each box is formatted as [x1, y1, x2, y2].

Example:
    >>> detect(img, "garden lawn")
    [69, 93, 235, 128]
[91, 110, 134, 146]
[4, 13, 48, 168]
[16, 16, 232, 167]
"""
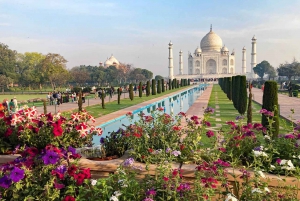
[200, 84, 293, 148]
[0, 94, 47, 101]
[78, 86, 190, 118]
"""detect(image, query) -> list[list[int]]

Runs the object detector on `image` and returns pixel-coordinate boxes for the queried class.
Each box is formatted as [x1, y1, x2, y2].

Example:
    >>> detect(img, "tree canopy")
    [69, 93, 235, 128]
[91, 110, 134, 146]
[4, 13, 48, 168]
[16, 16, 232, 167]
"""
[0, 42, 154, 89]
[253, 60, 275, 80]
[277, 59, 300, 80]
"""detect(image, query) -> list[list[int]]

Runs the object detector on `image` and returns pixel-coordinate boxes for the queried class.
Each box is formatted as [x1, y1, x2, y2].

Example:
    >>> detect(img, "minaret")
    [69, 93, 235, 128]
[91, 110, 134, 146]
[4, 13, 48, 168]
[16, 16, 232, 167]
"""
[242, 47, 246, 74]
[251, 36, 257, 78]
[168, 41, 174, 79]
[179, 50, 183, 75]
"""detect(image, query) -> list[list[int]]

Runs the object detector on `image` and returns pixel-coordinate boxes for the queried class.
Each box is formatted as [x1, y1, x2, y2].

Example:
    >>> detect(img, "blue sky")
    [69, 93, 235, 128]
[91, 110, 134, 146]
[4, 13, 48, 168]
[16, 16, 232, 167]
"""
[1, 0, 300, 76]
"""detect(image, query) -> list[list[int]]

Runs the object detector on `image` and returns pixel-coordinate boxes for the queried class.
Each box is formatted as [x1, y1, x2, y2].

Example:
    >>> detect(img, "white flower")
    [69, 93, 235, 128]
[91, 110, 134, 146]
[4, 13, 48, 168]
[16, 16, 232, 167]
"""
[110, 196, 119, 201]
[264, 135, 271, 140]
[252, 188, 262, 193]
[280, 159, 288, 165]
[257, 170, 266, 178]
[253, 150, 268, 157]
[91, 179, 97, 186]
[280, 160, 295, 170]
[114, 191, 122, 197]
[225, 193, 238, 201]
[264, 187, 271, 192]
[270, 165, 275, 169]
[146, 134, 150, 138]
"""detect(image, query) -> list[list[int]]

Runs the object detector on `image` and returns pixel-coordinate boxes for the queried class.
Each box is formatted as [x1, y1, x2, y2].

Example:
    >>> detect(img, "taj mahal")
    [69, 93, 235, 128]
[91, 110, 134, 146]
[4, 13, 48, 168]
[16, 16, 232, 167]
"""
[169, 25, 257, 80]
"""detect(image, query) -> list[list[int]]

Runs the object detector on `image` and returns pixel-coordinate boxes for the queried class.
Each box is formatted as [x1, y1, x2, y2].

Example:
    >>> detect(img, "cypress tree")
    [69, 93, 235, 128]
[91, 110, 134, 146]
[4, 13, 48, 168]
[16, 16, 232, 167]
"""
[177, 80, 179, 88]
[157, 80, 161, 94]
[146, 81, 150, 96]
[152, 79, 156, 95]
[78, 91, 83, 112]
[129, 84, 134, 101]
[232, 76, 235, 106]
[161, 79, 165, 92]
[169, 79, 172, 90]
[101, 89, 105, 109]
[188, 79, 190, 85]
[139, 82, 142, 98]
[227, 77, 232, 101]
[237, 75, 247, 115]
[234, 76, 241, 110]
[117, 88, 121, 104]
[247, 81, 252, 124]
[262, 81, 279, 138]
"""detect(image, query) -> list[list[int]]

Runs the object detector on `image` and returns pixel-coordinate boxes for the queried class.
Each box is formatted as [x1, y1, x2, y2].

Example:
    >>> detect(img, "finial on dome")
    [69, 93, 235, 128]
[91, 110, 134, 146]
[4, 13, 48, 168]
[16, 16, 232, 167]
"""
[210, 24, 212, 32]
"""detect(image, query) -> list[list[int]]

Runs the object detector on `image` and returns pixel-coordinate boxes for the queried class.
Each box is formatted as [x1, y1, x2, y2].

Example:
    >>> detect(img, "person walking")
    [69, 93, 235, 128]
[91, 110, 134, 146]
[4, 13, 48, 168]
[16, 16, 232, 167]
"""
[13, 96, 18, 111]
[9, 99, 15, 113]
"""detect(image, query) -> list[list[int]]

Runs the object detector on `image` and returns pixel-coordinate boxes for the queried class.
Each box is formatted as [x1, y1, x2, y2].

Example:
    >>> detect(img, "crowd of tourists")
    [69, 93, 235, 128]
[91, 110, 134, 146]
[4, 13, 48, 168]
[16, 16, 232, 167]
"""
[46, 91, 87, 106]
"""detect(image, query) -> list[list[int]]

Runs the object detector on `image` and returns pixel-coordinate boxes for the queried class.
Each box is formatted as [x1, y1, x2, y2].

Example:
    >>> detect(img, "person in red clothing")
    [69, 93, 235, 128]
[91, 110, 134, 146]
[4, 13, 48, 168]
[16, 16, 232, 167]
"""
[261, 84, 264, 91]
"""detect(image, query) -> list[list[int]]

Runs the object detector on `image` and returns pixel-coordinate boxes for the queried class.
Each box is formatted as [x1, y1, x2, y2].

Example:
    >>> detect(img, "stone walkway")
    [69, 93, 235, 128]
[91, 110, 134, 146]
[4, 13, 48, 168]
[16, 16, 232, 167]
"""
[251, 87, 300, 123]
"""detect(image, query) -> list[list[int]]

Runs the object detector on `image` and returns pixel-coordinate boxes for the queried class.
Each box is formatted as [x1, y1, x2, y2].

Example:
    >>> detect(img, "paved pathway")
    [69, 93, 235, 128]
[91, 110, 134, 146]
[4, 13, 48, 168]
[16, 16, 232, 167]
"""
[251, 87, 300, 123]
[36, 92, 132, 114]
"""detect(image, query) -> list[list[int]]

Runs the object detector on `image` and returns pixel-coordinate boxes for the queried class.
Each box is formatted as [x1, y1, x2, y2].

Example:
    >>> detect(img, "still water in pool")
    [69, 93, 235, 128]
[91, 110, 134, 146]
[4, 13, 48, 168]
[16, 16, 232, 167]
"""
[93, 84, 208, 145]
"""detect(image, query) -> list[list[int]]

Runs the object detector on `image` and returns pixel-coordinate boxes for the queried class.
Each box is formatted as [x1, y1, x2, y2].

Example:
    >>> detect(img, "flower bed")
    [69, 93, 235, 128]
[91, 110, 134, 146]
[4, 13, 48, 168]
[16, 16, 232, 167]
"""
[2, 106, 300, 200]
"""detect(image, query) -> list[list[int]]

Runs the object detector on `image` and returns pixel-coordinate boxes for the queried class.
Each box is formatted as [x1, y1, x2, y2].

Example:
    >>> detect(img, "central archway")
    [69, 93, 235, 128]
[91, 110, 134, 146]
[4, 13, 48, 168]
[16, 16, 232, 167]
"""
[206, 59, 217, 74]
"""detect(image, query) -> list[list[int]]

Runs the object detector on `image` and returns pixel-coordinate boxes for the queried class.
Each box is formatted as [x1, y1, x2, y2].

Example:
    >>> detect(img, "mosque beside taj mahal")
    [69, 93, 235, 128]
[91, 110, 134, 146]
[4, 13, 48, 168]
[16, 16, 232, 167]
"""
[168, 25, 257, 80]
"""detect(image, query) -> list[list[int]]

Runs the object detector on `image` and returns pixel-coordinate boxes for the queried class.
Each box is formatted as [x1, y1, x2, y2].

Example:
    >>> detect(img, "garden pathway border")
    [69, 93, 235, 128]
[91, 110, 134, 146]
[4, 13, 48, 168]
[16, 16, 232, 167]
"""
[251, 87, 300, 123]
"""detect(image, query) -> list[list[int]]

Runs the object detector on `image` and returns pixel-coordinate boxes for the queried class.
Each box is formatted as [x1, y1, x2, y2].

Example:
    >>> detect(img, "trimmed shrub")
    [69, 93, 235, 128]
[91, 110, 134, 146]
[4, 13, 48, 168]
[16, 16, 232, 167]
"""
[146, 81, 150, 96]
[157, 80, 161, 94]
[117, 88, 121, 104]
[101, 89, 105, 109]
[247, 81, 252, 124]
[152, 79, 156, 95]
[227, 77, 232, 101]
[188, 79, 190, 85]
[161, 79, 165, 92]
[78, 91, 83, 112]
[139, 82, 142, 98]
[169, 79, 172, 90]
[129, 84, 134, 101]
[237, 75, 247, 115]
[262, 81, 279, 138]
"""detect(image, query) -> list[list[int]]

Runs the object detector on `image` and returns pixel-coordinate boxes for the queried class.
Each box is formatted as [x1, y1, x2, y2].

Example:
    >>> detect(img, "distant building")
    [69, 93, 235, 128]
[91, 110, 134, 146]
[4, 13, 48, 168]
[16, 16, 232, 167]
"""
[103, 55, 120, 68]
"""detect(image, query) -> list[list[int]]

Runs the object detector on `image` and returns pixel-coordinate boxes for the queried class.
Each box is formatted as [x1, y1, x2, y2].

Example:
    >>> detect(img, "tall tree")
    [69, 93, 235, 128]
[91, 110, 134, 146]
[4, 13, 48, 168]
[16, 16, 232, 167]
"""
[0, 43, 17, 81]
[253, 60, 273, 80]
[41, 53, 68, 89]
[155, 75, 164, 81]
[277, 59, 300, 80]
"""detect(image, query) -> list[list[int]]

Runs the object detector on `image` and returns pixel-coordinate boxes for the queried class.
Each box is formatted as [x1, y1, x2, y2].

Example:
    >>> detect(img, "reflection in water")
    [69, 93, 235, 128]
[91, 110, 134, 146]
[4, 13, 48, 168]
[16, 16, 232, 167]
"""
[93, 84, 207, 145]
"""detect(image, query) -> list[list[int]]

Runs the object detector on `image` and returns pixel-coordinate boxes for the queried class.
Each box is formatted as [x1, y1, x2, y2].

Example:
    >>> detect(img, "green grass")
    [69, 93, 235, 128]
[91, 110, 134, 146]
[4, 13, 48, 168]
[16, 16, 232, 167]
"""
[79, 86, 190, 118]
[200, 84, 294, 148]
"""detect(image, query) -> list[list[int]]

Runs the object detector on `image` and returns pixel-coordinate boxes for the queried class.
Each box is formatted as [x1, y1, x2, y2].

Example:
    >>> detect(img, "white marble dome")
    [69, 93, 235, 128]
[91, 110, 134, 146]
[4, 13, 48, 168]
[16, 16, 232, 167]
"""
[194, 47, 202, 54]
[104, 55, 119, 68]
[221, 45, 228, 52]
[200, 30, 223, 52]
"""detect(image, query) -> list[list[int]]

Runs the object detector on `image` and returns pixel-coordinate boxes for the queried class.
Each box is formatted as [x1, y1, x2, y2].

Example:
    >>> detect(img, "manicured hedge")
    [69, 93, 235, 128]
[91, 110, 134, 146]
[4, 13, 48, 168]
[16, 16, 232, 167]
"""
[262, 81, 279, 138]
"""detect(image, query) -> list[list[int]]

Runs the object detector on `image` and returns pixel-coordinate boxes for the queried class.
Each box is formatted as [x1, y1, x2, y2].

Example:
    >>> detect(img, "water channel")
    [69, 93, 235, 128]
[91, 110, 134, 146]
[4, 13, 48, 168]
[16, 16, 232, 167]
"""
[93, 83, 208, 145]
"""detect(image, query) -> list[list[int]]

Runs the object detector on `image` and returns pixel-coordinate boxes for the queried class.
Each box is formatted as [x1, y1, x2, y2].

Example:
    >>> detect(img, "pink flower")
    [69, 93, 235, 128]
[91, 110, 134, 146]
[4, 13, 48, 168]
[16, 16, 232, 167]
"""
[276, 158, 281, 164]
[126, 112, 133, 116]
[206, 130, 214, 138]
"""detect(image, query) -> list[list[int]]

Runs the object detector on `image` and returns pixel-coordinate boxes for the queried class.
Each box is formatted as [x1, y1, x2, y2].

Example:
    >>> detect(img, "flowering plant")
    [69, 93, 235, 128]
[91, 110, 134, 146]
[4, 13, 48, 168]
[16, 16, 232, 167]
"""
[0, 145, 91, 200]
[0, 108, 102, 153]
[121, 107, 213, 166]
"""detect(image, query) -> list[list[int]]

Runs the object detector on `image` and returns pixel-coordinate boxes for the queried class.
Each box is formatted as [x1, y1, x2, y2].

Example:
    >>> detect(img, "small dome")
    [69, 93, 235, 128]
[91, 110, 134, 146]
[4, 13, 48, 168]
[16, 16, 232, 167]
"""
[200, 28, 223, 52]
[221, 45, 229, 52]
[194, 47, 202, 54]
[104, 55, 119, 68]
[252, 35, 256, 40]
[242, 46, 246, 50]
[168, 41, 173, 46]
